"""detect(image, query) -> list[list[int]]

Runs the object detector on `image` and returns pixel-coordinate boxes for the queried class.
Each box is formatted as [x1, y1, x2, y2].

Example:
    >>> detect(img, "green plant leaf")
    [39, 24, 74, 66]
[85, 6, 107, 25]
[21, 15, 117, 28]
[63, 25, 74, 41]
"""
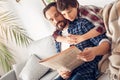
[0, 9, 33, 72]
[0, 42, 14, 72]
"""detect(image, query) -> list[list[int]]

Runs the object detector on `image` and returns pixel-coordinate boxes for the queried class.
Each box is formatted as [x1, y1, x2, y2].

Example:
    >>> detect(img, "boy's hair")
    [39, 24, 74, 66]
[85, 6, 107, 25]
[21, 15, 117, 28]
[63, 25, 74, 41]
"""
[43, 2, 57, 19]
[57, 0, 78, 11]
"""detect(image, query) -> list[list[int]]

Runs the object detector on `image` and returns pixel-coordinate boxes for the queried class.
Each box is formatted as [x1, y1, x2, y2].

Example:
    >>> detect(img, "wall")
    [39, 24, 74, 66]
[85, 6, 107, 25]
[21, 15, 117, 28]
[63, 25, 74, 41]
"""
[15, 0, 54, 40]
[78, 0, 114, 7]
[15, 0, 115, 40]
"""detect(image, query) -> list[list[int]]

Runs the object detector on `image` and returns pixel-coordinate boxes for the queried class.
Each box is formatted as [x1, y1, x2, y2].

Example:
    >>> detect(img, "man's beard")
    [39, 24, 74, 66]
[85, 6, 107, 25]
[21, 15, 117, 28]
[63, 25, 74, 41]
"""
[56, 19, 68, 31]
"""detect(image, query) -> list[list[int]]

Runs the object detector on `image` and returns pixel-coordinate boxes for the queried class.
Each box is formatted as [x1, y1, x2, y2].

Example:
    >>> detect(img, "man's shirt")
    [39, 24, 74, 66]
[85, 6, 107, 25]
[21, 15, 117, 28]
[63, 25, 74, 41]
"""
[78, 5, 105, 33]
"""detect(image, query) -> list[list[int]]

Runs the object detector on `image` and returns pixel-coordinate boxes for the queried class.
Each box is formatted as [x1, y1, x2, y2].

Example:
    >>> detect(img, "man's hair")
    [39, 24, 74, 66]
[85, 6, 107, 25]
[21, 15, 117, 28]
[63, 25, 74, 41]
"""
[43, 2, 57, 19]
[57, 0, 78, 12]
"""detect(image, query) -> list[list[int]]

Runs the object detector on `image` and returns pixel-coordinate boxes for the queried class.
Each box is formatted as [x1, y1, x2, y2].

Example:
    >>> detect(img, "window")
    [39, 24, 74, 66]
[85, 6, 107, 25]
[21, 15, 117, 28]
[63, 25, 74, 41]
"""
[42, 0, 55, 6]
[16, 0, 20, 2]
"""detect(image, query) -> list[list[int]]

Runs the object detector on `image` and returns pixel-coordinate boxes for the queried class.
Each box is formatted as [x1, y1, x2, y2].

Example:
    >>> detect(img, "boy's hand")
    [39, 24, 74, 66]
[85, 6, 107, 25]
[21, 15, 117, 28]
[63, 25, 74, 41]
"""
[77, 47, 96, 62]
[56, 36, 75, 44]
[57, 70, 71, 79]
[69, 35, 84, 44]
[66, 36, 76, 44]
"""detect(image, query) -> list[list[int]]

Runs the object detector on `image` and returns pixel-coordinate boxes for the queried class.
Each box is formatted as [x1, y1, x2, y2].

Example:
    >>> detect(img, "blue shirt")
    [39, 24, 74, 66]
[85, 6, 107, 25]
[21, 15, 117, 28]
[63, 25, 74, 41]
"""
[55, 18, 108, 79]
[56, 18, 107, 52]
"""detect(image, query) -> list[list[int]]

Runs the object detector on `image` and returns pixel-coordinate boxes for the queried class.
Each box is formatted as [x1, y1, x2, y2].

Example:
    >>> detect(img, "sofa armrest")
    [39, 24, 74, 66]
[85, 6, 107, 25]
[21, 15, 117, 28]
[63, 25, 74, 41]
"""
[0, 70, 17, 80]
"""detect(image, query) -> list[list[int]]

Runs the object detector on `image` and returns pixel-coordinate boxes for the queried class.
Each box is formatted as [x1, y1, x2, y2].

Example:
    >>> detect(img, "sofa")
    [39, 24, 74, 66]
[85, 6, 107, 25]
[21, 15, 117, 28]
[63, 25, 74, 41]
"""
[0, 36, 59, 80]
[0, 35, 111, 80]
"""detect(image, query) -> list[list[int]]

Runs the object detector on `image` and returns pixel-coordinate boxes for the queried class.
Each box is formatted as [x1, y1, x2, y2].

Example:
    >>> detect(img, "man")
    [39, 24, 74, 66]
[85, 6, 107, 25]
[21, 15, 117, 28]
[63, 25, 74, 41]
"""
[43, 2, 110, 80]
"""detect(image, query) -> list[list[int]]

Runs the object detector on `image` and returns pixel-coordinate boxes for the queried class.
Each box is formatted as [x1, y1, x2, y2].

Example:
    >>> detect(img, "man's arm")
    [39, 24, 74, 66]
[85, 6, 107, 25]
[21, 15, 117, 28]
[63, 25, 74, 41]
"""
[86, 5, 102, 14]
[93, 41, 110, 55]
[81, 5, 105, 34]
[77, 41, 110, 62]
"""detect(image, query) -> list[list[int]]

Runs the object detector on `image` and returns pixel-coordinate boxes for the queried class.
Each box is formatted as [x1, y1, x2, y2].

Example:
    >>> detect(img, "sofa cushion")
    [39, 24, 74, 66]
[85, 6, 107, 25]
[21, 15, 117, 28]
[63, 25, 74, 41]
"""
[0, 70, 17, 80]
[40, 70, 58, 80]
[28, 35, 57, 59]
[12, 62, 26, 80]
[19, 54, 49, 80]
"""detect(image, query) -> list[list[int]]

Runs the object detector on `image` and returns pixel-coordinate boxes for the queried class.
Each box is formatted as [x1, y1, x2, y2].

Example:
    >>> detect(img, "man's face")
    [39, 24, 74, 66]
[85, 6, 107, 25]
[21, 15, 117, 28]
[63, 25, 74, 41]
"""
[45, 6, 67, 30]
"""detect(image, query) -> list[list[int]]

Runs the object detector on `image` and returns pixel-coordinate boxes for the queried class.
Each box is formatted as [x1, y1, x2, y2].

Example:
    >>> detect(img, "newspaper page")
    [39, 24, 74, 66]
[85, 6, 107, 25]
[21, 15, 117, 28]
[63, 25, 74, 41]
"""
[39, 46, 84, 71]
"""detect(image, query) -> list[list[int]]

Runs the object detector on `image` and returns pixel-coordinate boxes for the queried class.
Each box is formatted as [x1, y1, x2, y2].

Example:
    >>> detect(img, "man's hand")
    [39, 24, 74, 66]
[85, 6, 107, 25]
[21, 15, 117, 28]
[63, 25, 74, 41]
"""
[77, 47, 97, 62]
[57, 70, 71, 79]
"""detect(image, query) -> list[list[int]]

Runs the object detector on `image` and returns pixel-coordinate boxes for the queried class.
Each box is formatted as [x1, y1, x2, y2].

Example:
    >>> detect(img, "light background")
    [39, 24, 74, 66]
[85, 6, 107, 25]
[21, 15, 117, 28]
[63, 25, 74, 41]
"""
[14, 0, 115, 40]
[0, 0, 115, 75]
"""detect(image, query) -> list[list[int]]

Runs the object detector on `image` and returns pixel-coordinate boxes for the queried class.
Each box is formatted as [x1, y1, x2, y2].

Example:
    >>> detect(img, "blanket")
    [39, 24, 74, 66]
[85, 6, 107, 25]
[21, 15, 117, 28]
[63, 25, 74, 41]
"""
[100, 0, 120, 79]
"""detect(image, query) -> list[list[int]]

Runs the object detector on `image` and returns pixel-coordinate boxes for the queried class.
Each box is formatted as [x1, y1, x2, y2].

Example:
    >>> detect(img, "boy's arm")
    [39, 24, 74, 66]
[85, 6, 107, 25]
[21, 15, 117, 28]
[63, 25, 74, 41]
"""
[52, 30, 76, 44]
[70, 28, 102, 44]
[55, 36, 67, 43]
[53, 24, 104, 44]
[79, 28, 102, 42]
[55, 35, 77, 44]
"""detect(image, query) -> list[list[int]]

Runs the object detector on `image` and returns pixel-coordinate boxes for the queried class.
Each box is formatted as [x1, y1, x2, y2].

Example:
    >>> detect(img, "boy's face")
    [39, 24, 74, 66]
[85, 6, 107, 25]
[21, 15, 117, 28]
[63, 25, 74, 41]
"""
[61, 6, 78, 21]
[45, 6, 67, 30]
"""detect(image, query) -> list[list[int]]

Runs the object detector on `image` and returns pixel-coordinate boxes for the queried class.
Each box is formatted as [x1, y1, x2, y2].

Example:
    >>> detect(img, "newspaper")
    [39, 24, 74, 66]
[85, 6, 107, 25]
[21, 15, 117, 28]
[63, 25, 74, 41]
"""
[39, 46, 84, 71]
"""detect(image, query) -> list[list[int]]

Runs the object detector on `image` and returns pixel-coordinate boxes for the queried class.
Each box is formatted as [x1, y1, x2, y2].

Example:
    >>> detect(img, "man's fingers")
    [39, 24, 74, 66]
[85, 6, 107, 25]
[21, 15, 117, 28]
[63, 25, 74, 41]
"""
[61, 71, 71, 79]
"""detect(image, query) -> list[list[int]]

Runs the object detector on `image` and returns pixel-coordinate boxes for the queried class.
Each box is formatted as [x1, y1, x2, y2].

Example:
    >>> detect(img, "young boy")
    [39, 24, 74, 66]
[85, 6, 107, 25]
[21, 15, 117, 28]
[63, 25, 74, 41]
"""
[54, 0, 105, 46]
[43, 2, 110, 80]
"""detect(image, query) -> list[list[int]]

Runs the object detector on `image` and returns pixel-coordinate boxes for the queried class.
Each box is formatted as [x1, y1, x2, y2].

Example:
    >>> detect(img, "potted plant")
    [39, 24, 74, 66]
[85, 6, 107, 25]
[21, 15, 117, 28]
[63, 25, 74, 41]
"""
[0, 6, 32, 72]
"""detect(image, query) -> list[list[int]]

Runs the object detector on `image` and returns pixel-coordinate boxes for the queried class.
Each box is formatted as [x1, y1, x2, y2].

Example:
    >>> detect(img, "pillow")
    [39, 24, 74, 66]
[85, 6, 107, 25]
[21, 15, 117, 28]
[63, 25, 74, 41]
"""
[19, 54, 49, 80]
[40, 70, 58, 80]
[12, 62, 26, 80]
[28, 35, 57, 59]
